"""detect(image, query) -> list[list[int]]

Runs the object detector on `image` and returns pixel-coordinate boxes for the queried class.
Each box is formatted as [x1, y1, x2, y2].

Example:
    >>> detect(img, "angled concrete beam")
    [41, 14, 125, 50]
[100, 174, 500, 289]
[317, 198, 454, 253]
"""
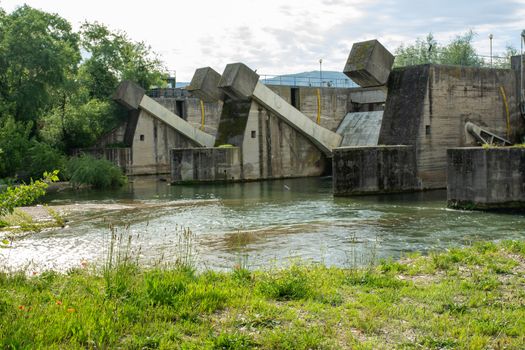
[187, 67, 225, 102]
[343, 40, 394, 87]
[113, 81, 215, 147]
[218, 63, 342, 156]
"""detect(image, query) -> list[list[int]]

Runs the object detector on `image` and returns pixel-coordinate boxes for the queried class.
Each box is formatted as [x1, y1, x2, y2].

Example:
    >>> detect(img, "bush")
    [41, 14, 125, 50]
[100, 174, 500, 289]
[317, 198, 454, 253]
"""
[26, 141, 67, 181]
[0, 170, 59, 217]
[67, 155, 126, 189]
[0, 117, 32, 178]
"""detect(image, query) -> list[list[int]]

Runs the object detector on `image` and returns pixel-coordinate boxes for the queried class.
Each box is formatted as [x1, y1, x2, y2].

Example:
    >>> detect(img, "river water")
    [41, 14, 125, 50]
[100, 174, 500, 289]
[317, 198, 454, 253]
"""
[1, 176, 524, 272]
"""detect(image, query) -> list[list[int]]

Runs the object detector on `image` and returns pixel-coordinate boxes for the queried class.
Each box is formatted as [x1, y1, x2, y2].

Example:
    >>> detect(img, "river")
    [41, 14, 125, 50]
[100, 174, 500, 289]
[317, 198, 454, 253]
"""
[1, 176, 524, 272]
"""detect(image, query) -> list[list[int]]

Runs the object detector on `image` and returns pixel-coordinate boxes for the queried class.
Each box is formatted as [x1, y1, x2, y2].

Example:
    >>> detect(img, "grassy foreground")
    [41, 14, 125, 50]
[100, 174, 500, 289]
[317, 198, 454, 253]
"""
[1, 241, 525, 349]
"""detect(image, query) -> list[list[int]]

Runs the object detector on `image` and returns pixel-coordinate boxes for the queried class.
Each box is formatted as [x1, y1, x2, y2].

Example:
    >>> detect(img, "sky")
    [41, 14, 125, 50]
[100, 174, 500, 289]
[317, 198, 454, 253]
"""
[2, 0, 525, 81]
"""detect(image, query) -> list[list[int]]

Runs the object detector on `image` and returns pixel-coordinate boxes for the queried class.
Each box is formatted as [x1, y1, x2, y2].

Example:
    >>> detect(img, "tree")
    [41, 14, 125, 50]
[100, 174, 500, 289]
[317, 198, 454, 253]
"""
[440, 30, 483, 67]
[394, 30, 484, 68]
[79, 22, 167, 98]
[394, 33, 439, 67]
[0, 5, 80, 128]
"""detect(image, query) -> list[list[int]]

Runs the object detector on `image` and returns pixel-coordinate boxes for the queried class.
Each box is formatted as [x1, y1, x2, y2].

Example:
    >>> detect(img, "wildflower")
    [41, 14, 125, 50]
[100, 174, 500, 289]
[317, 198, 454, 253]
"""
[18, 305, 25, 310]
[55, 300, 62, 305]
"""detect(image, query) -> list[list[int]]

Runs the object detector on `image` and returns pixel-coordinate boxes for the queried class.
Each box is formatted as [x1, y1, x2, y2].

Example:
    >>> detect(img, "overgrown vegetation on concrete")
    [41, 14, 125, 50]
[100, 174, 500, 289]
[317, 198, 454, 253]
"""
[1, 240, 524, 349]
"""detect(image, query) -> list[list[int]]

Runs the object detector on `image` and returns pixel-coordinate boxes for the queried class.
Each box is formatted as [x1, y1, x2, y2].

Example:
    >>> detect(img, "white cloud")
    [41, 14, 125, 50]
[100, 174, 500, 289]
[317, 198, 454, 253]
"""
[2, 0, 525, 81]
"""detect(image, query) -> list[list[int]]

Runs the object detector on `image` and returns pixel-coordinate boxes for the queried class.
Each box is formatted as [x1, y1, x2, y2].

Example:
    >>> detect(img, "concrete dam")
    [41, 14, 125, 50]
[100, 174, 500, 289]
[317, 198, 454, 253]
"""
[85, 37, 525, 211]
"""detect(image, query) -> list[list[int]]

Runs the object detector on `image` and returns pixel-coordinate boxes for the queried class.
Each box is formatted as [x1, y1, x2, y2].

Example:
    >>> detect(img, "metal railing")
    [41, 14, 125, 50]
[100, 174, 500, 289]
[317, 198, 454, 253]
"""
[259, 74, 358, 88]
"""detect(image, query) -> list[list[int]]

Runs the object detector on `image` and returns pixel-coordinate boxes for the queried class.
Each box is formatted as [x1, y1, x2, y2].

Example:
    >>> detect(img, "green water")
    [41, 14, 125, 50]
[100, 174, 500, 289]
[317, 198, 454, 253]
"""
[2, 176, 524, 271]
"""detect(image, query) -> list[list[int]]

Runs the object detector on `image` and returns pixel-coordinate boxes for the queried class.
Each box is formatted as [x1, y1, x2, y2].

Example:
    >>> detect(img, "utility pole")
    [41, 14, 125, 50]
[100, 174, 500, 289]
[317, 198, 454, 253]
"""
[319, 58, 323, 87]
[489, 34, 493, 67]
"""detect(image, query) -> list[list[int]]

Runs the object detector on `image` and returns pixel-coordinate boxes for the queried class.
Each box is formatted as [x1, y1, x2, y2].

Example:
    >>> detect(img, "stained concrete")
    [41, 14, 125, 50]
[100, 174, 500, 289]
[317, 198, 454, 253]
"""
[378, 64, 524, 189]
[447, 147, 525, 210]
[337, 111, 384, 146]
[114, 80, 216, 148]
[171, 147, 242, 183]
[187, 67, 225, 102]
[218, 63, 260, 101]
[253, 82, 342, 156]
[333, 145, 417, 196]
[343, 40, 394, 88]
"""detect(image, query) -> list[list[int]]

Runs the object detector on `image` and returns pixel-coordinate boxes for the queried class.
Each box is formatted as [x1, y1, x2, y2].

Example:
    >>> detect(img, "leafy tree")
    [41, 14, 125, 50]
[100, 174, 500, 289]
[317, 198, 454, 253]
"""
[79, 22, 167, 98]
[0, 116, 32, 178]
[394, 30, 485, 68]
[440, 30, 483, 67]
[0, 5, 80, 128]
[394, 33, 439, 67]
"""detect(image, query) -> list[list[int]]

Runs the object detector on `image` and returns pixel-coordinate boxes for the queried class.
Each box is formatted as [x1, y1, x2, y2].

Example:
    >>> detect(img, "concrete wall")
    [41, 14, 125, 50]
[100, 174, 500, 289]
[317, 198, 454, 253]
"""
[153, 95, 222, 137]
[171, 147, 241, 183]
[266, 85, 385, 132]
[241, 100, 326, 180]
[447, 147, 525, 210]
[380, 64, 524, 189]
[333, 145, 417, 196]
[131, 110, 198, 175]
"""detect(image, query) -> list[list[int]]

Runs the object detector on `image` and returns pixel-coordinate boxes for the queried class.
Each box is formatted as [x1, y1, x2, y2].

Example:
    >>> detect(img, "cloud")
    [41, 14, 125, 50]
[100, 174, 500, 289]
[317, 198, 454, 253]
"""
[2, 0, 525, 80]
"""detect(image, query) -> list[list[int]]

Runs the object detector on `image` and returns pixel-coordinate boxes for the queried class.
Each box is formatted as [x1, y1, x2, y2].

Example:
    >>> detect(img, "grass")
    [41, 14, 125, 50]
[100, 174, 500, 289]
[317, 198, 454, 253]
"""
[1, 240, 525, 349]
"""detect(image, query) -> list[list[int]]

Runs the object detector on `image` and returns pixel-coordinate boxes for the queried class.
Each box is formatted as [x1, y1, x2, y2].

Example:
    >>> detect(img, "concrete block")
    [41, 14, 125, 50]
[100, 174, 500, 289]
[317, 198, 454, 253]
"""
[447, 147, 525, 211]
[113, 80, 145, 110]
[171, 147, 241, 183]
[187, 67, 225, 102]
[218, 63, 259, 100]
[343, 40, 394, 87]
[332, 145, 418, 196]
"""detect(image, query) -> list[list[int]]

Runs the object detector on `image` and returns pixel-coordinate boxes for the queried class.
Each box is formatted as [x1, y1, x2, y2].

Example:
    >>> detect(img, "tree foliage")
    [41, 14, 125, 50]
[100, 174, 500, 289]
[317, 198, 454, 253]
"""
[394, 30, 511, 68]
[0, 5, 168, 179]
[0, 5, 80, 126]
[0, 170, 59, 217]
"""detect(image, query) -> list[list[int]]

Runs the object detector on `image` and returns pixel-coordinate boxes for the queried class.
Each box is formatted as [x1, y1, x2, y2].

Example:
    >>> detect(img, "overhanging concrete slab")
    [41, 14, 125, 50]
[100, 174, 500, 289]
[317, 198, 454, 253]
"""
[187, 67, 225, 102]
[343, 40, 394, 87]
[114, 81, 215, 147]
[218, 63, 259, 101]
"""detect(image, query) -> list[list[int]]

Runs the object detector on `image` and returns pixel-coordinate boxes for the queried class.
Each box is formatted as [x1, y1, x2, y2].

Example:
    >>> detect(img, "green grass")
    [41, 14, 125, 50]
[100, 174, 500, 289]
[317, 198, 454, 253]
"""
[1, 241, 525, 349]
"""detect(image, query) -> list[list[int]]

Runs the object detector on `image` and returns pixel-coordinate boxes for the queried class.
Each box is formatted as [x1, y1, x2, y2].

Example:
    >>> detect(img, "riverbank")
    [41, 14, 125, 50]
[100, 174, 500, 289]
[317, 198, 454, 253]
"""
[1, 240, 524, 349]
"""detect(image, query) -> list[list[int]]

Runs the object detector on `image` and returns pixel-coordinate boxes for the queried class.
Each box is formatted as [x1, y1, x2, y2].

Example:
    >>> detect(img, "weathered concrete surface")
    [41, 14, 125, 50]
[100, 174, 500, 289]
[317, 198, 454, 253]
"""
[241, 100, 327, 180]
[214, 98, 252, 147]
[114, 81, 216, 148]
[152, 90, 222, 137]
[447, 147, 525, 210]
[218, 63, 342, 156]
[343, 40, 394, 87]
[139, 95, 215, 147]
[333, 145, 417, 196]
[171, 147, 241, 183]
[336, 111, 383, 146]
[218, 63, 260, 101]
[253, 83, 342, 156]
[113, 80, 145, 109]
[379, 64, 524, 189]
[266, 85, 386, 132]
[187, 67, 225, 102]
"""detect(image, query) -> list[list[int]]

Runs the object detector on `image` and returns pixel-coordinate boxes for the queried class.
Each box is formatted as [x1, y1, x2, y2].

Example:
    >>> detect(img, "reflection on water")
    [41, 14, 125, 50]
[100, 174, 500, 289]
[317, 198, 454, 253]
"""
[1, 176, 524, 272]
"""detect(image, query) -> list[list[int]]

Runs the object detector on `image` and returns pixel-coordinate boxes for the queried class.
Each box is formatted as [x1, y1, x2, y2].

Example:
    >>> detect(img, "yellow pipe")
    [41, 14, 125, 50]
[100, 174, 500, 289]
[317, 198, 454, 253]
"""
[316, 88, 321, 125]
[499, 86, 510, 139]
[200, 100, 205, 130]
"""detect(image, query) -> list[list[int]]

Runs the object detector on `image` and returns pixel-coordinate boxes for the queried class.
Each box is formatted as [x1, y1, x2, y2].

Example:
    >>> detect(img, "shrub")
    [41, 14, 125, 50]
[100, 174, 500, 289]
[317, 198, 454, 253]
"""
[26, 141, 67, 181]
[66, 155, 126, 189]
[0, 170, 59, 217]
